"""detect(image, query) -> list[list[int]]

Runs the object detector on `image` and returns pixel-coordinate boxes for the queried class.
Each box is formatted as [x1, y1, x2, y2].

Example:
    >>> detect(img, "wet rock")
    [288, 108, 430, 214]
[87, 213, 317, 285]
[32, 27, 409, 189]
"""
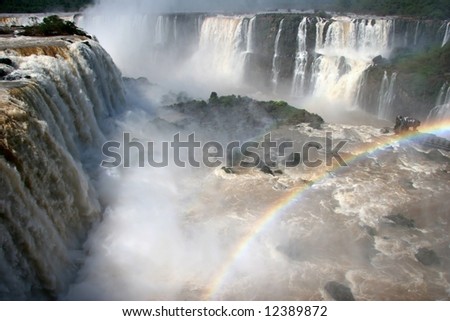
[338, 56, 351, 78]
[0, 58, 14, 66]
[260, 164, 275, 176]
[363, 225, 377, 237]
[385, 214, 415, 228]
[308, 120, 322, 130]
[372, 55, 388, 65]
[274, 169, 283, 175]
[380, 127, 390, 134]
[4, 73, 22, 81]
[415, 248, 440, 266]
[221, 167, 234, 174]
[0, 69, 8, 78]
[324, 281, 355, 301]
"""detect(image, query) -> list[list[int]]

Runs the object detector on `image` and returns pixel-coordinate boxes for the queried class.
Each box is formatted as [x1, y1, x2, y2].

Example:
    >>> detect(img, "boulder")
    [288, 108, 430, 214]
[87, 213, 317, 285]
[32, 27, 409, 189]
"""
[415, 248, 440, 266]
[385, 214, 415, 228]
[260, 164, 275, 176]
[372, 55, 388, 65]
[221, 167, 234, 174]
[0, 58, 14, 66]
[308, 120, 323, 130]
[324, 281, 355, 301]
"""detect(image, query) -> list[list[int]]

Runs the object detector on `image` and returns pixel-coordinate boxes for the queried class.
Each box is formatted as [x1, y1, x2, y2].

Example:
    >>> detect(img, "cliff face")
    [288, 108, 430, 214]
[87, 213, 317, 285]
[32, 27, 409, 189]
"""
[0, 36, 125, 299]
[79, 12, 449, 120]
[359, 42, 450, 120]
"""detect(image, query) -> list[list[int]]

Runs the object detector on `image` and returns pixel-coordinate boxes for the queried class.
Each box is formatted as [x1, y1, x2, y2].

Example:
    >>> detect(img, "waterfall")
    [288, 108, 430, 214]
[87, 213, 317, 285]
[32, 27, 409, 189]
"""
[0, 38, 125, 299]
[291, 17, 309, 97]
[78, 12, 445, 112]
[443, 22, 450, 47]
[413, 21, 421, 46]
[428, 84, 450, 122]
[307, 17, 394, 105]
[316, 18, 392, 56]
[435, 83, 449, 106]
[154, 15, 170, 45]
[173, 15, 178, 42]
[427, 103, 450, 122]
[246, 16, 256, 53]
[271, 18, 284, 92]
[195, 16, 247, 83]
[377, 71, 397, 120]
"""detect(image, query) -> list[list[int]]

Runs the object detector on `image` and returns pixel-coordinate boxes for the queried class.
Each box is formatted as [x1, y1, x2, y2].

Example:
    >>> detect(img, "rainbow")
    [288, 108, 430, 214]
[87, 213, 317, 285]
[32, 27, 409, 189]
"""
[203, 119, 450, 300]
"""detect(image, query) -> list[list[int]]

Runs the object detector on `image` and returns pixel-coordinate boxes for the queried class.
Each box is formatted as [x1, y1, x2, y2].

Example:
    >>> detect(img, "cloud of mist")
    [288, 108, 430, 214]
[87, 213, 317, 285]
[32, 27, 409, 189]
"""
[86, 0, 322, 13]
[79, 0, 335, 99]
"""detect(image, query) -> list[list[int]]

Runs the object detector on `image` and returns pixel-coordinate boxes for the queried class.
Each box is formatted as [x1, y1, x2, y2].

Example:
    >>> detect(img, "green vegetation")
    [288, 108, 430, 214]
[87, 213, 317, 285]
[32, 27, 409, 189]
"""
[20, 15, 87, 36]
[0, 0, 93, 13]
[394, 42, 450, 98]
[171, 92, 324, 127]
[333, 0, 450, 19]
[363, 42, 450, 116]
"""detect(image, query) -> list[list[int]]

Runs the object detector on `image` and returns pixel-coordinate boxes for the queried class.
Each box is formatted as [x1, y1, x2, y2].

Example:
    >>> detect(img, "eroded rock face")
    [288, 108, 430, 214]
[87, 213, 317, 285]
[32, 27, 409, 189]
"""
[0, 35, 125, 299]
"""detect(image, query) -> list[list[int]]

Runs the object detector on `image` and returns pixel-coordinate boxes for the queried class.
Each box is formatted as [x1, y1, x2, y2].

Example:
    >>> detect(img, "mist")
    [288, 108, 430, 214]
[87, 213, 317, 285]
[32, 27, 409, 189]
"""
[85, 0, 328, 14]
[64, 0, 450, 300]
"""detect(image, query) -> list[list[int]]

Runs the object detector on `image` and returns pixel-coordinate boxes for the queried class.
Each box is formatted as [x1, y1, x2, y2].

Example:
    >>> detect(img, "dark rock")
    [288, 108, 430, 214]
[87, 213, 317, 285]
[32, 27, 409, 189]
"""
[4, 74, 22, 81]
[385, 214, 415, 228]
[260, 164, 275, 176]
[415, 248, 440, 266]
[0, 27, 13, 35]
[308, 120, 322, 130]
[363, 225, 377, 237]
[338, 56, 351, 78]
[221, 167, 234, 174]
[324, 281, 355, 301]
[380, 127, 390, 134]
[0, 69, 8, 78]
[372, 55, 388, 65]
[0, 58, 14, 66]
[274, 169, 283, 175]
[209, 91, 218, 103]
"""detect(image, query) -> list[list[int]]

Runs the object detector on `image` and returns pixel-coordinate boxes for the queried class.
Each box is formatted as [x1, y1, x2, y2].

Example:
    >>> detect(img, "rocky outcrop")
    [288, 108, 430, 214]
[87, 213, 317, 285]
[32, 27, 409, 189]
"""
[385, 214, 416, 228]
[166, 93, 323, 141]
[324, 281, 355, 301]
[415, 248, 441, 266]
[359, 42, 450, 119]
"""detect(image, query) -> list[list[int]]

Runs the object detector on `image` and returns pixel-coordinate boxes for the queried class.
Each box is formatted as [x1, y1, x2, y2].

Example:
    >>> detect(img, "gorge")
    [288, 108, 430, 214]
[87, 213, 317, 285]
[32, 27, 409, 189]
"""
[0, 4, 449, 300]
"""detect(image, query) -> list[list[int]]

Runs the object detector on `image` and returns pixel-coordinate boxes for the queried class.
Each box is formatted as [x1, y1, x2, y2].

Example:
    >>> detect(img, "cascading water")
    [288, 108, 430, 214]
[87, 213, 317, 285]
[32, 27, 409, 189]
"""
[310, 17, 393, 105]
[2, 8, 450, 302]
[271, 18, 284, 93]
[377, 71, 397, 120]
[427, 84, 450, 122]
[192, 15, 248, 88]
[291, 17, 309, 97]
[154, 15, 170, 45]
[246, 16, 256, 54]
[0, 38, 125, 299]
[78, 11, 447, 117]
[435, 83, 450, 107]
[442, 22, 450, 47]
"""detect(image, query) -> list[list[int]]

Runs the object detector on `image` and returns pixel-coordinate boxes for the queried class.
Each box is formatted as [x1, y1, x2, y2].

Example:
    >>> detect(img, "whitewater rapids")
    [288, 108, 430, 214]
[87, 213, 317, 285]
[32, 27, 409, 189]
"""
[67, 112, 450, 300]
